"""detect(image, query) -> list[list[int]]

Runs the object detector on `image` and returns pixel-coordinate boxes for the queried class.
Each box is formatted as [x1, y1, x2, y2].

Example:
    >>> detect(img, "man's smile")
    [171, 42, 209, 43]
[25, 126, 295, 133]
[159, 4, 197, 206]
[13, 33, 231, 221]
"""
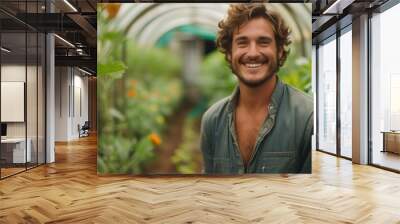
[244, 63, 262, 68]
[239, 56, 268, 71]
[240, 59, 268, 73]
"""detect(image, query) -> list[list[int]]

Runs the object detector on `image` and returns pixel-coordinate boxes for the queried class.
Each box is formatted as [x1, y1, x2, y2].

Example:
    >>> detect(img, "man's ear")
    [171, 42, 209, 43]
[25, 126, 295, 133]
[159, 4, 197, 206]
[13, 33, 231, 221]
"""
[227, 53, 232, 63]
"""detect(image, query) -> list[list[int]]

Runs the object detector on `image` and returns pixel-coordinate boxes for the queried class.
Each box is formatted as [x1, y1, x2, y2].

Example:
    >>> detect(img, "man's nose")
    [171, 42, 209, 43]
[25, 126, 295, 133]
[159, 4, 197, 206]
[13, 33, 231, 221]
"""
[246, 42, 260, 58]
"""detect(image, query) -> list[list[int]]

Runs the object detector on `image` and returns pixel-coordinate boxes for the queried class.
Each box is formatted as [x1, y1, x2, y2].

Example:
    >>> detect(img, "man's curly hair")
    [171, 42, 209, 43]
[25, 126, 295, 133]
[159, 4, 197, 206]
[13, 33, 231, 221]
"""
[216, 3, 291, 68]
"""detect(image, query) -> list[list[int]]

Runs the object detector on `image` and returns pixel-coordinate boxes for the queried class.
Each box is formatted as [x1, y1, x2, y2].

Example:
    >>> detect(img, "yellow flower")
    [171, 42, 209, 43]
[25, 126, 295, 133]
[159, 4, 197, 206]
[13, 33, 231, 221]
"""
[149, 133, 161, 146]
[105, 3, 121, 19]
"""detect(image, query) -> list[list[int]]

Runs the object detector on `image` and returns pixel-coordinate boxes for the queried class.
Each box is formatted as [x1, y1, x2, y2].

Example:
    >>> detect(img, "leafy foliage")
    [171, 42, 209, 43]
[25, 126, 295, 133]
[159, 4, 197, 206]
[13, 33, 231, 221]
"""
[171, 117, 201, 174]
[97, 5, 183, 174]
[198, 51, 237, 106]
[278, 54, 312, 94]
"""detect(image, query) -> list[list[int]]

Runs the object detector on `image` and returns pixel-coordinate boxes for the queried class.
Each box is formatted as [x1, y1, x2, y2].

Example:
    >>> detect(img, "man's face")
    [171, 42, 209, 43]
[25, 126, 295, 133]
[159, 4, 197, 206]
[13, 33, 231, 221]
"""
[228, 17, 282, 87]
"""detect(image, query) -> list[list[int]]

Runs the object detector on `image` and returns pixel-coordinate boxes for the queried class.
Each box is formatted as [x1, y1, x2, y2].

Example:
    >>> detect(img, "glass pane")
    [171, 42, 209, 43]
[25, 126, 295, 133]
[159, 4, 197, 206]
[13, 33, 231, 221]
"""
[38, 32, 45, 165]
[26, 0, 39, 170]
[27, 31, 38, 169]
[371, 4, 400, 171]
[340, 29, 352, 158]
[1, 30, 27, 177]
[312, 45, 316, 151]
[0, 1, 46, 178]
[318, 36, 337, 154]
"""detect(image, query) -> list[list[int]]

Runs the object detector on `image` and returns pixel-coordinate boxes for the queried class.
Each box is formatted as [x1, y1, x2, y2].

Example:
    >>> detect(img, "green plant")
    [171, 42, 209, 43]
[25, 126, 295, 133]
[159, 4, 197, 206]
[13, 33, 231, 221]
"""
[171, 117, 200, 174]
[198, 51, 237, 106]
[278, 54, 312, 94]
[97, 5, 184, 174]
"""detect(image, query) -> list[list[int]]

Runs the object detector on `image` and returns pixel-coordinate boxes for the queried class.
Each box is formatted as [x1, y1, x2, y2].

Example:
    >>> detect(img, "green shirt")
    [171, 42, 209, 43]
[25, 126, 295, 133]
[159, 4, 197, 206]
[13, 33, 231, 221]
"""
[200, 78, 313, 174]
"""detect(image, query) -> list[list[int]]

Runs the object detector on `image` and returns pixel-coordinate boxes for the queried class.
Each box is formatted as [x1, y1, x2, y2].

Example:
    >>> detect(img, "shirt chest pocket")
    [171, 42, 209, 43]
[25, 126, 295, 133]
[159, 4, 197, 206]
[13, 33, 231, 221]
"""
[256, 151, 295, 173]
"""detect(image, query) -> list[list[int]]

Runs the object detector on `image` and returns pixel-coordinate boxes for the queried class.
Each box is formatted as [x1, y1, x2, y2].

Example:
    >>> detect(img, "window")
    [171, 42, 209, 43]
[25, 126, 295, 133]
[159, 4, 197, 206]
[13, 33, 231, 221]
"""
[339, 28, 352, 158]
[371, 3, 400, 171]
[0, 1, 46, 179]
[317, 35, 337, 154]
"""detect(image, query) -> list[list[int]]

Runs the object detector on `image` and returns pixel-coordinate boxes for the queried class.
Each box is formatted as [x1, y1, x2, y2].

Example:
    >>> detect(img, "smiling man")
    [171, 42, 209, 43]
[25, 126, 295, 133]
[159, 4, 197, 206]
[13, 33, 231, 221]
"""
[200, 4, 313, 174]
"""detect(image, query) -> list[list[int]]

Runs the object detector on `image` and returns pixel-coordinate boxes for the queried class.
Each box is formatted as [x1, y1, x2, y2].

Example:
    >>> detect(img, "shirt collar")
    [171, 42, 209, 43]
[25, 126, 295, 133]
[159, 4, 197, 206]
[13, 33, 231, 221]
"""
[227, 76, 284, 114]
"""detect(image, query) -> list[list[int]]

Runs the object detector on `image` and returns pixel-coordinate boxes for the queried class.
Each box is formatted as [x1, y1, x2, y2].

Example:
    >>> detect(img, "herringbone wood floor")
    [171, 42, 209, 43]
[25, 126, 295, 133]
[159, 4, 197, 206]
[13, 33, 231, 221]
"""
[1, 135, 400, 223]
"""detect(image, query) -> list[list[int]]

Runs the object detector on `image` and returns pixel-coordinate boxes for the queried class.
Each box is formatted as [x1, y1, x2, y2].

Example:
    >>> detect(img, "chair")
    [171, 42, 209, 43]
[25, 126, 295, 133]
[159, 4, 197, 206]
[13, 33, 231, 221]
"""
[79, 121, 90, 138]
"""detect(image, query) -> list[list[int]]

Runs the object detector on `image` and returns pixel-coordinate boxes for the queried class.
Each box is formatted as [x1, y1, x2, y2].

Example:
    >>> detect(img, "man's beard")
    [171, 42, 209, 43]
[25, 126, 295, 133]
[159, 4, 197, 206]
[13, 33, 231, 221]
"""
[230, 53, 279, 88]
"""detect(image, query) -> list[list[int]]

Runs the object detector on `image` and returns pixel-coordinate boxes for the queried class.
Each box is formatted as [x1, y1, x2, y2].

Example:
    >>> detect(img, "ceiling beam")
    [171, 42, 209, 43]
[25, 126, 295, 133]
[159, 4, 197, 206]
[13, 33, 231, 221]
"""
[67, 13, 97, 38]
[55, 55, 96, 70]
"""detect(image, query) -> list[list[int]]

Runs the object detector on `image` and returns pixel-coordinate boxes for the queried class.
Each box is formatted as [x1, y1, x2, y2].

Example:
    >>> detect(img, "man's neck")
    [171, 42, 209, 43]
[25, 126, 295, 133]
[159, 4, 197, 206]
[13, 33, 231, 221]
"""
[237, 75, 277, 112]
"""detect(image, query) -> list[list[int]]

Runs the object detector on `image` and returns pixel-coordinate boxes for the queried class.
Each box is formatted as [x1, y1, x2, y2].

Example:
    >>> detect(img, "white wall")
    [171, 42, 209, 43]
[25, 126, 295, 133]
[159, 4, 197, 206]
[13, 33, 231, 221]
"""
[54, 67, 89, 141]
[55, 67, 69, 141]
[1, 64, 46, 164]
[71, 73, 89, 138]
[1, 65, 25, 81]
[1, 65, 35, 138]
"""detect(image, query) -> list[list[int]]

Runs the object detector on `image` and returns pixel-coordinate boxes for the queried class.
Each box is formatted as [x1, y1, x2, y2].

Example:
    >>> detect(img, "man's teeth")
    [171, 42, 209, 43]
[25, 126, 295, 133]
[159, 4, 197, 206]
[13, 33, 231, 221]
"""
[245, 63, 262, 68]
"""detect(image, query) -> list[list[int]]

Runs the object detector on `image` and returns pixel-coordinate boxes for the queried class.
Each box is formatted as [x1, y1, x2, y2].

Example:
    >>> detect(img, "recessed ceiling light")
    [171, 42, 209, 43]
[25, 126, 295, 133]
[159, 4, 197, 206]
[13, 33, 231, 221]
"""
[78, 67, 93, 76]
[54, 34, 75, 48]
[322, 0, 354, 15]
[1, 47, 11, 53]
[63, 0, 78, 12]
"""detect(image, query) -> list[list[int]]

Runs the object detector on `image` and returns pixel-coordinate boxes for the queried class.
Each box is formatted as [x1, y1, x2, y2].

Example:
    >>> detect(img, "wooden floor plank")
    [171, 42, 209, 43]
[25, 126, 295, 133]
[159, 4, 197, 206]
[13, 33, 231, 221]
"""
[0, 135, 399, 223]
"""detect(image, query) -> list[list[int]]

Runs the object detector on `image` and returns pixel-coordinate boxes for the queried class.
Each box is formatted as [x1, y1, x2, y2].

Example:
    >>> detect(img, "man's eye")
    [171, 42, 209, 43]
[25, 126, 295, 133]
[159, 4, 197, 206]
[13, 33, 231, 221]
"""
[259, 41, 270, 46]
[237, 42, 247, 47]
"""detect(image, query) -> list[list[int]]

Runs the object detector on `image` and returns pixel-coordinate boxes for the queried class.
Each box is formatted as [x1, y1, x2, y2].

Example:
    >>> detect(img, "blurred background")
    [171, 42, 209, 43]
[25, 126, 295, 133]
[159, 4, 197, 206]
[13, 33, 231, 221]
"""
[97, 3, 312, 174]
